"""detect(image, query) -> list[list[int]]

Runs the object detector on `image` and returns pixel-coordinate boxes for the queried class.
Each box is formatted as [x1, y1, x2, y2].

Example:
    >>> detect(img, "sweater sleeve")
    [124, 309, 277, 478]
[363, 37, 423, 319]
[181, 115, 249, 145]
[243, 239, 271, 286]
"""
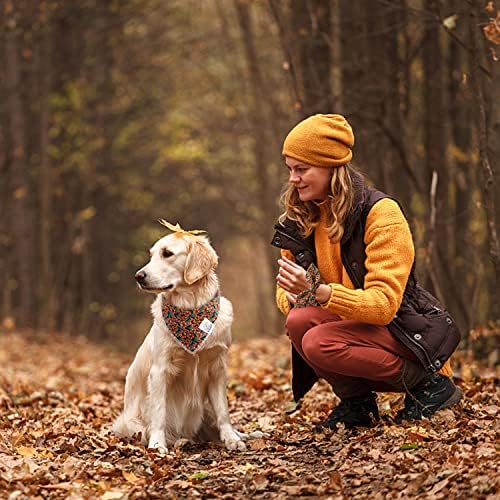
[275, 249, 294, 316]
[321, 198, 414, 325]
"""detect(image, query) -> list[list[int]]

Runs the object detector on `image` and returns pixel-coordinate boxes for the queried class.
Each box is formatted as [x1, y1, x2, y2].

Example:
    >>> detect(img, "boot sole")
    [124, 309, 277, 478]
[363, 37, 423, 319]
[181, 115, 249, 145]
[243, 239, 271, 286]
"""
[436, 385, 463, 412]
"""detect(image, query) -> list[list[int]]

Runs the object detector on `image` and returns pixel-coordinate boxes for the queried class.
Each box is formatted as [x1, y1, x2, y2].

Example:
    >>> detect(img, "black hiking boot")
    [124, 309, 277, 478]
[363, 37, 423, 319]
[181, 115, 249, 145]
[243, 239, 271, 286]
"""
[320, 392, 380, 431]
[395, 374, 462, 423]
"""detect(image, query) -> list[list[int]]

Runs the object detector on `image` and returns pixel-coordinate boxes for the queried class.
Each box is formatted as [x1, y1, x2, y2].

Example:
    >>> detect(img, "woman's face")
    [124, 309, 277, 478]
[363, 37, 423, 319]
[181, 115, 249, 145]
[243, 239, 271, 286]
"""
[285, 156, 332, 202]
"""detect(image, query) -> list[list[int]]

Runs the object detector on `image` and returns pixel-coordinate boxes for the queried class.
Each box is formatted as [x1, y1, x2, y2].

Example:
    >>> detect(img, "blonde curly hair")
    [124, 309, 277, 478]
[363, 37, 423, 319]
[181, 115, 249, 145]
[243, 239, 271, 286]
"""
[279, 164, 355, 243]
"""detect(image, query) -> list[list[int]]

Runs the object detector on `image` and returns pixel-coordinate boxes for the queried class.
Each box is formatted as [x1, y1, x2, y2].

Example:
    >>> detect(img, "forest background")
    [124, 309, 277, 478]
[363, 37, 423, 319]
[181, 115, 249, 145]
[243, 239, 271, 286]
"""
[1, 0, 499, 357]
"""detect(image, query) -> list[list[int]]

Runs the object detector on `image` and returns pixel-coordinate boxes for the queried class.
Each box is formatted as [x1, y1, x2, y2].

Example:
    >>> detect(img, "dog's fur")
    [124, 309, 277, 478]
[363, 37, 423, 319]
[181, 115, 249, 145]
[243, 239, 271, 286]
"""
[113, 232, 246, 452]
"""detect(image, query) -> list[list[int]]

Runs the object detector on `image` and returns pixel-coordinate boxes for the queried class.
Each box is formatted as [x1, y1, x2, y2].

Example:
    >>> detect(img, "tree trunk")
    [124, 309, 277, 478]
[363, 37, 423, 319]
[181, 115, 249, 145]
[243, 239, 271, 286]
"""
[383, 2, 412, 208]
[469, 0, 500, 319]
[364, 4, 388, 188]
[267, 0, 304, 114]
[0, 121, 14, 322]
[38, 20, 55, 330]
[448, 4, 473, 330]
[339, 0, 372, 173]
[235, 0, 280, 335]
[483, 3, 500, 319]
[331, 0, 342, 113]
[423, 0, 447, 298]
[5, 13, 34, 327]
[291, 0, 333, 116]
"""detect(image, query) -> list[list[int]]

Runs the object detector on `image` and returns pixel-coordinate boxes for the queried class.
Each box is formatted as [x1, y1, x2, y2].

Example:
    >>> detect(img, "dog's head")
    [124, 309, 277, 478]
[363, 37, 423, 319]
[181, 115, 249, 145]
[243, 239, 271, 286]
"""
[135, 233, 218, 293]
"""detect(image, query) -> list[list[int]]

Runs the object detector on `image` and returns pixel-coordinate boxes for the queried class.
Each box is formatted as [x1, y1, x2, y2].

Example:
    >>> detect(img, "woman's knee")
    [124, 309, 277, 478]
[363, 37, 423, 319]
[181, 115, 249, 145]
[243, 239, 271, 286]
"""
[301, 330, 326, 367]
[302, 328, 346, 369]
[285, 307, 315, 342]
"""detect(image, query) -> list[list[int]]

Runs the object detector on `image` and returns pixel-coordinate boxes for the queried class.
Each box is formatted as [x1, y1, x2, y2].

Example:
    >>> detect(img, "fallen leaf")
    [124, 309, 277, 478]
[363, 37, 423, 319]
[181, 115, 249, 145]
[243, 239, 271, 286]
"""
[407, 425, 430, 442]
[328, 470, 343, 491]
[189, 471, 209, 480]
[122, 470, 140, 483]
[476, 445, 496, 458]
[236, 462, 255, 473]
[16, 446, 36, 457]
[257, 416, 274, 431]
[400, 443, 419, 451]
[429, 478, 449, 495]
[253, 473, 269, 491]
[483, 405, 498, 416]
[248, 438, 267, 451]
[101, 492, 126, 500]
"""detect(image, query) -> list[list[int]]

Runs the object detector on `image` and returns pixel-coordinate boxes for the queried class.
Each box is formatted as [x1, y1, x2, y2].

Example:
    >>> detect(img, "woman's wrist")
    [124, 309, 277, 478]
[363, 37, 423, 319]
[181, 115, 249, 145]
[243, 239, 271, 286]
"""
[315, 284, 332, 305]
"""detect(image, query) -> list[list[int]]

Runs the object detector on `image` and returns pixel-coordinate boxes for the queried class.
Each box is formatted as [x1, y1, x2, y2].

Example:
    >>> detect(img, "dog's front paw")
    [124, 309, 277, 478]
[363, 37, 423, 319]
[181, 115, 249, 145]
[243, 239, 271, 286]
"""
[224, 437, 246, 451]
[148, 431, 168, 454]
[149, 441, 168, 454]
[221, 428, 246, 451]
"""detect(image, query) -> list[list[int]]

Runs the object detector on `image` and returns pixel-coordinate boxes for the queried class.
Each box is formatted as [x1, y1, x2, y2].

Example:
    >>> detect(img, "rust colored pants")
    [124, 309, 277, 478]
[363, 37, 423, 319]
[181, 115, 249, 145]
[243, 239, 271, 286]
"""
[286, 306, 420, 398]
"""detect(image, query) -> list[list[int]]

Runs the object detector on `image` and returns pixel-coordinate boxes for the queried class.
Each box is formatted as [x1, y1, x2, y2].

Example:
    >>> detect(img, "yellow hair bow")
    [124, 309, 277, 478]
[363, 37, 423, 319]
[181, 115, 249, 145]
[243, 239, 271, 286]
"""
[158, 219, 207, 236]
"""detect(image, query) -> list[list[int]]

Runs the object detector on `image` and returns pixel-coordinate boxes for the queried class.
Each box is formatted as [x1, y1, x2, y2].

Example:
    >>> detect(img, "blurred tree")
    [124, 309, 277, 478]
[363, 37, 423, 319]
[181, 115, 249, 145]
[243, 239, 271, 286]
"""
[234, 0, 281, 334]
[468, 0, 499, 319]
[4, 0, 34, 327]
[0, 0, 497, 345]
[448, 0, 473, 330]
[423, 0, 447, 299]
[292, 0, 334, 116]
[38, 1, 54, 330]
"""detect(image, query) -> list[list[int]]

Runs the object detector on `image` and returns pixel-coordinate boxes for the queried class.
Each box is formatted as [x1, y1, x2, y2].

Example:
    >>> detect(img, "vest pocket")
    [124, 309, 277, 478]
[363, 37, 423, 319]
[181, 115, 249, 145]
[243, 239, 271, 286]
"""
[420, 311, 460, 369]
[391, 286, 461, 372]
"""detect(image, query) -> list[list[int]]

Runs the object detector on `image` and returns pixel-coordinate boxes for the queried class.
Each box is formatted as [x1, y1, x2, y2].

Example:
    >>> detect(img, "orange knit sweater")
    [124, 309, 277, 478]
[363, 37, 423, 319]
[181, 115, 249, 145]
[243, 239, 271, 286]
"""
[276, 198, 453, 377]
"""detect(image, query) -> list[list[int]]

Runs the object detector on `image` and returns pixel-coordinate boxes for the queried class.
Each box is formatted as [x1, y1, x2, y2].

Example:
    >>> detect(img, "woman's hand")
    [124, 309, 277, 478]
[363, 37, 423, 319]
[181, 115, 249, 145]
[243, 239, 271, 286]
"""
[285, 291, 297, 305]
[276, 257, 309, 294]
[315, 284, 332, 305]
[277, 256, 332, 305]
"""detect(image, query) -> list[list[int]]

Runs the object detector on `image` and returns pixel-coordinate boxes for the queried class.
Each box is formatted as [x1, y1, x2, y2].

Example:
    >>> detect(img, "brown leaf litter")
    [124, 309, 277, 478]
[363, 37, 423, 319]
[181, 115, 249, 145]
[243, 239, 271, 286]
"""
[0, 331, 498, 499]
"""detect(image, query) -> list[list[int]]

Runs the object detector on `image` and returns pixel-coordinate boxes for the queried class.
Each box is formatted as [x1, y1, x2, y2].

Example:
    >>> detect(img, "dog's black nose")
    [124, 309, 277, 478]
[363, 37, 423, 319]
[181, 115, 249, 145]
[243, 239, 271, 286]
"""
[135, 270, 147, 283]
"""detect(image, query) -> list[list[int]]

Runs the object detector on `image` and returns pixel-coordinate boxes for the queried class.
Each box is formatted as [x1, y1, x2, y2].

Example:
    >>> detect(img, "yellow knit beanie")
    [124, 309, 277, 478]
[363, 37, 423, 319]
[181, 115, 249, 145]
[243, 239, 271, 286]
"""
[282, 114, 354, 167]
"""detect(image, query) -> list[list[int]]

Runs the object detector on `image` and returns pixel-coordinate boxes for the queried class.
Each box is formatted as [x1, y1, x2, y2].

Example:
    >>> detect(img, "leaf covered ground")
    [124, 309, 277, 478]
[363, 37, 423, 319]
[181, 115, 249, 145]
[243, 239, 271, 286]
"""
[0, 331, 498, 499]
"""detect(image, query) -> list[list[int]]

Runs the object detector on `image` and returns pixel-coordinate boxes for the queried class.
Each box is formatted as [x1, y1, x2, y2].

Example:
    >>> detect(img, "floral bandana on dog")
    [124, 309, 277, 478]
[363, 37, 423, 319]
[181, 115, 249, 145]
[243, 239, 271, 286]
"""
[161, 294, 220, 353]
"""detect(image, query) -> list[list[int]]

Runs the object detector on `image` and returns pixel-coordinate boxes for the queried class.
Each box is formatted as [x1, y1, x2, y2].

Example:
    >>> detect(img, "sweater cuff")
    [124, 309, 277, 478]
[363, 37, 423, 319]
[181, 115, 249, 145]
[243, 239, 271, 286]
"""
[276, 286, 291, 316]
[319, 283, 395, 325]
[320, 283, 358, 315]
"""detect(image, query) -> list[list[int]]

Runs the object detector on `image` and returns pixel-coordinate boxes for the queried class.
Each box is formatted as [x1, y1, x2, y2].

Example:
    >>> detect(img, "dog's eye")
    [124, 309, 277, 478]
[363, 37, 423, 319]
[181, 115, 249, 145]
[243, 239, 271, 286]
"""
[161, 249, 174, 258]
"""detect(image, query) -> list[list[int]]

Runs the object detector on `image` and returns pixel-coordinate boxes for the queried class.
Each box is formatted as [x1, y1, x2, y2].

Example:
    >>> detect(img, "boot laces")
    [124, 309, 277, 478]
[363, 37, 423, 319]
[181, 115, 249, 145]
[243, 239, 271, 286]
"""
[399, 375, 449, 420]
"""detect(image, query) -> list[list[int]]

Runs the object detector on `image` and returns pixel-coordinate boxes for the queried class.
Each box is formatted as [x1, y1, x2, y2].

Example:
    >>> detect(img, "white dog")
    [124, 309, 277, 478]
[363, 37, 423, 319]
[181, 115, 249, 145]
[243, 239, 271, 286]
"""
[113, 226, 246, 452]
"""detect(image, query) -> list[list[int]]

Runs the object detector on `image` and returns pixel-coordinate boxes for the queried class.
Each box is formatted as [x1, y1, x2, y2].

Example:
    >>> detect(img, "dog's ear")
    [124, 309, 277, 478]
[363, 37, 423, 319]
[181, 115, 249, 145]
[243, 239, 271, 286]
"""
[184, 237, 219, 285]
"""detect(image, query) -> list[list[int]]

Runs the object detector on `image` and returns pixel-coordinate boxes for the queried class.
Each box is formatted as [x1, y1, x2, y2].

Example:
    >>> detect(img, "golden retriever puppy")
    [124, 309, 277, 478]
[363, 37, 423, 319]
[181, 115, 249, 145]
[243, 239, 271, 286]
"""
[113, 228, 246, 452]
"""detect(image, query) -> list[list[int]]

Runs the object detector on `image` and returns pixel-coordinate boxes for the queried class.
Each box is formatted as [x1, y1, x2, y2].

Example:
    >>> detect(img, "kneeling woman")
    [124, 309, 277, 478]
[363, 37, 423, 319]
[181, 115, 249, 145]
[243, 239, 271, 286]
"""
[273, 114, 462, 429]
